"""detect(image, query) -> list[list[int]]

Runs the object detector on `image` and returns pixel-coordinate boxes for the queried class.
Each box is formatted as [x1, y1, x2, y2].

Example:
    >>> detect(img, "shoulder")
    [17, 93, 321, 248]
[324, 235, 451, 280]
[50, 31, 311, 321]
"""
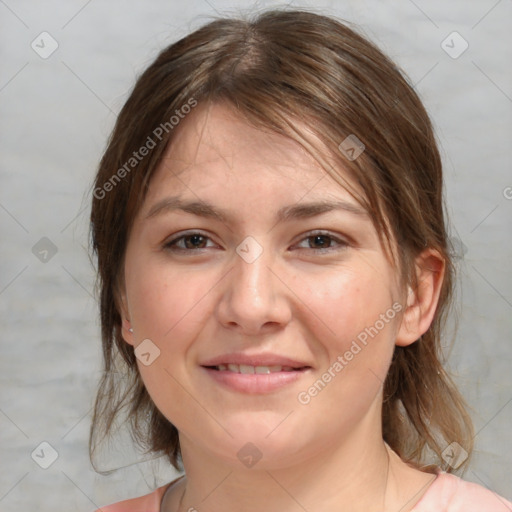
[94, 476, 183, 512]
[412, 471, 512, 512]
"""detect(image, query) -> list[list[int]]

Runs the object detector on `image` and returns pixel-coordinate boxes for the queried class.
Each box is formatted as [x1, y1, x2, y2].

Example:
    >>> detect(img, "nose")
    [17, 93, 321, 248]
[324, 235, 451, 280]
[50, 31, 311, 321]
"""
[215, 244, 292, 335]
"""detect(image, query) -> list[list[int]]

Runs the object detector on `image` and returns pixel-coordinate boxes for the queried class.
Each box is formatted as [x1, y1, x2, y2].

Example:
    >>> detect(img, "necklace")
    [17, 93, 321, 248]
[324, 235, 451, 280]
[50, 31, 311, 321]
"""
[382, 442, 391, 509]
[170, 445, 391, 511]
[175, 485, 186, 512]
[160, 476, 186, 512]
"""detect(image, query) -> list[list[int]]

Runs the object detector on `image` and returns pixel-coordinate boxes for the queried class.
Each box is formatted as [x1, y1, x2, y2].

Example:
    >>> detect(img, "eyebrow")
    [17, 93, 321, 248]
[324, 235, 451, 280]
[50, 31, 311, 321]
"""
[145, 195, 368, 223]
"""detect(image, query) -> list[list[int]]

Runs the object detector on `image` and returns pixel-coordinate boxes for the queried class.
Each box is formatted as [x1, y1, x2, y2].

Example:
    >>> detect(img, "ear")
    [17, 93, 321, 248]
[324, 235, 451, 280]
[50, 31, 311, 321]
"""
[117, 287, 135, 347]
[395, 248, 445, 347]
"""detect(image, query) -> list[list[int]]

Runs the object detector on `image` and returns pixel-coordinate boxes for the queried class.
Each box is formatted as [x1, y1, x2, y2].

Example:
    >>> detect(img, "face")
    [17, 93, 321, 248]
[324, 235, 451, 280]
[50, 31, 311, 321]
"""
[120, 102, 408, 469]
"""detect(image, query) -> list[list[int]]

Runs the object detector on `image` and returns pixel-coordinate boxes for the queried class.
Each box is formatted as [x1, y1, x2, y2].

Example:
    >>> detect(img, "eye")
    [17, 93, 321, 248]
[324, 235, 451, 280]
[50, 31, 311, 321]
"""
[162, 230, 348, 253]
[163, 232, 217, 251]
[293, 232, 349, 252]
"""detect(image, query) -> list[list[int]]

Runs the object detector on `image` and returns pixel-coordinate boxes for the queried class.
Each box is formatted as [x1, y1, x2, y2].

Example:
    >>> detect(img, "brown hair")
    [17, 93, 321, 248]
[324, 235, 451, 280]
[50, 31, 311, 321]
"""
[89, 9, 474, 473]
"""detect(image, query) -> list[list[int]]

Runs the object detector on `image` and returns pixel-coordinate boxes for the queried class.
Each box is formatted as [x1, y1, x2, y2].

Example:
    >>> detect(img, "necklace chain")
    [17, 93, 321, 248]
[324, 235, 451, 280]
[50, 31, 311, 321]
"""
[175, 484, 186, 512]
[171, 445, 391, 512]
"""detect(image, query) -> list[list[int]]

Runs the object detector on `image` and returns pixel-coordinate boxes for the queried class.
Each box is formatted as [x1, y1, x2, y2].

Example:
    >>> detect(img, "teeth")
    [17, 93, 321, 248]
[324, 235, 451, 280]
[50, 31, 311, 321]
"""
[239, 364, 255, 374]
[215, 364, 298, 373]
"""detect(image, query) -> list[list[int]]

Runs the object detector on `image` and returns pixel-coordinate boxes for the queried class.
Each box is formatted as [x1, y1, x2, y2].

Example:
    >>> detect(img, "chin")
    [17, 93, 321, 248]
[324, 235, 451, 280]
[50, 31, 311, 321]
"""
[204, 415, 312, 469]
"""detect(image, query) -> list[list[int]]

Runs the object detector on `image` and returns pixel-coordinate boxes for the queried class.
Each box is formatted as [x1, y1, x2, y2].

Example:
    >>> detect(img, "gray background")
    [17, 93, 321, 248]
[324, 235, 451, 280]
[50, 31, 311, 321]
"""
[1, 0, 511, 510]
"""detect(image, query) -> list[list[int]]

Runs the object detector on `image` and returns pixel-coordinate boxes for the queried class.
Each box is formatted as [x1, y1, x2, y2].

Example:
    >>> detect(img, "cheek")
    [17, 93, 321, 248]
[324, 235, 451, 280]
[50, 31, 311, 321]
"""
[125, 262, 217, 428]
[126, 261, 215, 342]
[296, 268, 398, 423]
[299, 262, 397, 347]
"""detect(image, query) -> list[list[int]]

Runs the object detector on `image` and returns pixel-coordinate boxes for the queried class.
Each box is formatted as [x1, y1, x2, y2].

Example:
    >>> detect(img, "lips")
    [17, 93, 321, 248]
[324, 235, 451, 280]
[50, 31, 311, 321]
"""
[200, 353, 312, 394]
[200, 353, 311, 369]
[211, 363, 303, 374]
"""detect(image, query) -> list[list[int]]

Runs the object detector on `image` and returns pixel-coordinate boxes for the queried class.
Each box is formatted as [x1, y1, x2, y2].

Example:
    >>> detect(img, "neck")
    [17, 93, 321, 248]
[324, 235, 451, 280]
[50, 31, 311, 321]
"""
[173, 429, 397, 512]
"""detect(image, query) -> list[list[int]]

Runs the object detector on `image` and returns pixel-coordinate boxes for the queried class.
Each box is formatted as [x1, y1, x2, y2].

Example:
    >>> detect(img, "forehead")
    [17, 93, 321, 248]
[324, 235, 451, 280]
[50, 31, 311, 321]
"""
[144, 102, 363, 208]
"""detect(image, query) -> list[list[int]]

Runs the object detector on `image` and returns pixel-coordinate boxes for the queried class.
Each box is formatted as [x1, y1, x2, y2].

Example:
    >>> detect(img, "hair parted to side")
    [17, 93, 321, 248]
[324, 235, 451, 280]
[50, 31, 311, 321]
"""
[89, 9, 474, 473]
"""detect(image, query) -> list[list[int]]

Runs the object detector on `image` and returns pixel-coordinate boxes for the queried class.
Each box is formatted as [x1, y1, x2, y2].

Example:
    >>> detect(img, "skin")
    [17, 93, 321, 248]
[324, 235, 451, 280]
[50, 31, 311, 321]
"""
[119, 102, 445, 511]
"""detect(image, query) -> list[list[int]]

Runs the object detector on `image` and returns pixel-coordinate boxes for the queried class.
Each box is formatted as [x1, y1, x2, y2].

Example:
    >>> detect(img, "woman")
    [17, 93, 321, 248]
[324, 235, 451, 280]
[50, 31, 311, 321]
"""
[89, 10, 512, 511]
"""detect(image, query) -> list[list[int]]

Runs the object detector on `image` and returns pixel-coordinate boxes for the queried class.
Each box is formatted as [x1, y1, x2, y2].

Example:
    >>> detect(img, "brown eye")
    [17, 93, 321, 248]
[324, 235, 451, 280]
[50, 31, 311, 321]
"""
[294, 232, 348, 252]
[164, 232, 214, 251]
[308, 235, 333, 249]
[183, 234, 208, 249]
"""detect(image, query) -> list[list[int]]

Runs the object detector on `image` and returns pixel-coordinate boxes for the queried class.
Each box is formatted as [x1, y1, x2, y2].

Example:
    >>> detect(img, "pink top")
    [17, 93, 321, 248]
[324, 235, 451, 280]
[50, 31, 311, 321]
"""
[96, 472, 512, 511]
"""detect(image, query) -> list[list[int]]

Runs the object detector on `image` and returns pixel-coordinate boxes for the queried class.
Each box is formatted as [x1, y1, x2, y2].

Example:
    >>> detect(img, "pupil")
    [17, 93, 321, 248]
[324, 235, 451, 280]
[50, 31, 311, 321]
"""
[186, 235, 205, 249]
[312, 235, 329, 248]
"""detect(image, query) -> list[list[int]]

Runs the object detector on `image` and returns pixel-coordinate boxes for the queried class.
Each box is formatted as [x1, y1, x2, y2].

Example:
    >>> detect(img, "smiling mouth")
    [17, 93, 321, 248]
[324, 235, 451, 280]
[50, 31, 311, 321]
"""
[202, 362, 311, 394]
[204, 364, 310, 374]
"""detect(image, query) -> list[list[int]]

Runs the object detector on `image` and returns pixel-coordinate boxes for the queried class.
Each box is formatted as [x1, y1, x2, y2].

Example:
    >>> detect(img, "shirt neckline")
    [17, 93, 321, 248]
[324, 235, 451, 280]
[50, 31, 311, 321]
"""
[409, 468, 444, 510]
[159, 469, 444, 511]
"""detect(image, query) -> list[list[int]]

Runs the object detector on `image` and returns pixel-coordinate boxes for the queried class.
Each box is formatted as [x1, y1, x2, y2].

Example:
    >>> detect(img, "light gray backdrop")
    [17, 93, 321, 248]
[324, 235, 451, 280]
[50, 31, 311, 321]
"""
[1, 0, 511, 510]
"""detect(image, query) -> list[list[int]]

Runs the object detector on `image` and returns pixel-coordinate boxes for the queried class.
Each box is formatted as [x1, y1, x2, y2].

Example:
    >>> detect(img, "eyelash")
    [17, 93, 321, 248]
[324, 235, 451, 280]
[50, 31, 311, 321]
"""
[163, 230, 349, 254]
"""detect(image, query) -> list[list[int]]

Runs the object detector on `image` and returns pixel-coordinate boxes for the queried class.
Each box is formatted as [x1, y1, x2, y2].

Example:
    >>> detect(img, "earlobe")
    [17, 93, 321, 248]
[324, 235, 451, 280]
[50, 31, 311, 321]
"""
[121, 317, 135, 346]
[118, 289, 135, 346]
[395, 249, 445, 347]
